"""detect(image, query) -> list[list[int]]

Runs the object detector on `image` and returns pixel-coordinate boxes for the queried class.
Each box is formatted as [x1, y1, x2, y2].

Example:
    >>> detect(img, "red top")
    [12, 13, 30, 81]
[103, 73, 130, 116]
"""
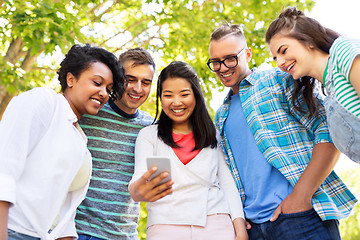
[172, 132, 200, 165]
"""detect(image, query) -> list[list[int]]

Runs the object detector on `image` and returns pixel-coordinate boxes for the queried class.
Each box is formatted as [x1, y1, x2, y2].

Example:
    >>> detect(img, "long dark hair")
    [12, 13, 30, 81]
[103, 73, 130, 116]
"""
[154, 61, 217, 150]
[265, 7, 340, 116]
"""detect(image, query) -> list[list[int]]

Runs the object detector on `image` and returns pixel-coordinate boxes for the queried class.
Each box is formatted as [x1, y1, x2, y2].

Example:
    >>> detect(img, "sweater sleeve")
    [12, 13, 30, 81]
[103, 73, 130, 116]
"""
[216, 147, 245, 220]
[129, 125, 156, 186]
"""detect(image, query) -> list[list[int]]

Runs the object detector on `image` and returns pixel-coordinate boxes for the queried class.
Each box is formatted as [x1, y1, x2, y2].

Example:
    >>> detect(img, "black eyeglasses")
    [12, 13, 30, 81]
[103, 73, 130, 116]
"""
[207, 47, 247, 72]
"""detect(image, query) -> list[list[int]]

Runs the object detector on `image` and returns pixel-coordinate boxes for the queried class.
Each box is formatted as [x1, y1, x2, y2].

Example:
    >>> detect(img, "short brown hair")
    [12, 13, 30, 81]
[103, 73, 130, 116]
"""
[118, 48, 155, 69]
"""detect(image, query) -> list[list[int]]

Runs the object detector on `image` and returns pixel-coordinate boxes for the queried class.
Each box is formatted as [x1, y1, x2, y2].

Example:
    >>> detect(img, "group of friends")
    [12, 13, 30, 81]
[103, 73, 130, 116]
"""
[0, 6, 359, 240]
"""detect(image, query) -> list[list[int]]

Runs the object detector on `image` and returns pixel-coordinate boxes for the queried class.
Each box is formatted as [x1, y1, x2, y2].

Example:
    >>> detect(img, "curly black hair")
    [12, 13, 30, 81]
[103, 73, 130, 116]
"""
[57, 44, 126, 101]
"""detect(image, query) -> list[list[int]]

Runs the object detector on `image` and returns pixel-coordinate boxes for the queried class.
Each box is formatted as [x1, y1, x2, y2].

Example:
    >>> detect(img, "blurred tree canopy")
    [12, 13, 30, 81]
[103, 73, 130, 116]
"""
[0, 0, 315, 118]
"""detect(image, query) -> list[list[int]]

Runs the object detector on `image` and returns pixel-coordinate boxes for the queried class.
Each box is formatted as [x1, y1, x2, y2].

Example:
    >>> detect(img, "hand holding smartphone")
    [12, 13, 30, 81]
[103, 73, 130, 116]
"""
[146, 156, 172, 185]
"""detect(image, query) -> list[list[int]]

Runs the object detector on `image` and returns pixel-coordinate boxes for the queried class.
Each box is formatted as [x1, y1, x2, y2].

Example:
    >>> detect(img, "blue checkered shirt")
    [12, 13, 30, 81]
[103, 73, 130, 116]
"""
[215, 68, 357, 220]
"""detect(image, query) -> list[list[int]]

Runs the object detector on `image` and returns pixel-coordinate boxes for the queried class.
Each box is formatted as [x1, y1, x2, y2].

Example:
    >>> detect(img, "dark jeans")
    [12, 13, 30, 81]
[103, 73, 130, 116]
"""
[247, 208, 340, 240]
[78, 234, 104, 240]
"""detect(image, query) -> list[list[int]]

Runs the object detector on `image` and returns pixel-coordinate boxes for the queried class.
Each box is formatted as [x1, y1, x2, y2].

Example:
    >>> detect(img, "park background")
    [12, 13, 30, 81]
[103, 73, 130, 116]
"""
[0, 0, 359, 239]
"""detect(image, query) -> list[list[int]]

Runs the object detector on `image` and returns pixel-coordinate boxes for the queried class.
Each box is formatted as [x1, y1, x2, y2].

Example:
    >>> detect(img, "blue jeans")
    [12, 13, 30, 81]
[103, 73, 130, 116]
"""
[247, 208, 340, 240]
[8, 229, 40, 240]
[78, 234, 104, 240]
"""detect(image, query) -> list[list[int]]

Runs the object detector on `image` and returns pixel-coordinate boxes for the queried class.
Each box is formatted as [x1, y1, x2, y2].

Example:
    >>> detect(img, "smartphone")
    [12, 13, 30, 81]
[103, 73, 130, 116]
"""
[146, 156, 172, 185]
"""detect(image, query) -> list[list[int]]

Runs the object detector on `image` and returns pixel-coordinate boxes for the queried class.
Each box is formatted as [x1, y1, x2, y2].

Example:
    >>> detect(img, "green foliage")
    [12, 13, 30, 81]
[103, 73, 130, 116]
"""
[0, 60, 27, 94]
[338, 166, 360, 240]
[0, 59, 52, 93]
[0, 0, 314, 110]
[340, 204, 360, 240]
[137, 202, 148, 240]
[1, 0, 85, 54]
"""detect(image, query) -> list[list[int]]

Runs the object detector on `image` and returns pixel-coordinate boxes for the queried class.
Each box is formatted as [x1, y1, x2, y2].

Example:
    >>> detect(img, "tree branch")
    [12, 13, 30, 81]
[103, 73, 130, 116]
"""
[32, 66, 57, 72]
[89, 0, 112, 15]
[99, 17, 152, 47]
[89, 0, 124, 23]
[21, 47, 45, 72]
[4, 37, 25, 64]
[139, 27, 162, 48]
[0, 87, 13, 120]
[111, 26, 152, 52]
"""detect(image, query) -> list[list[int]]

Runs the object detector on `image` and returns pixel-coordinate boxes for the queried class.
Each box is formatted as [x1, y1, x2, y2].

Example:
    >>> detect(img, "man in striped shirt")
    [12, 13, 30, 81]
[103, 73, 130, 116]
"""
[75, 48, 155, 240]
[207, 23, 356, 239]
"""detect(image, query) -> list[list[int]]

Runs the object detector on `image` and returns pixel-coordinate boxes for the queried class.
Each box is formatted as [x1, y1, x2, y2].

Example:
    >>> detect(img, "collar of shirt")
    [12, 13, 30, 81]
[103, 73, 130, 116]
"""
[60, 94, 79, 124]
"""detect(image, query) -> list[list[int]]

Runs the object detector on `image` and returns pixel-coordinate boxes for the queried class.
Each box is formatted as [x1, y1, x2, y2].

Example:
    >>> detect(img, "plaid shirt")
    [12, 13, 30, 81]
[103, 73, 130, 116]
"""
[215, 68, 357, 221]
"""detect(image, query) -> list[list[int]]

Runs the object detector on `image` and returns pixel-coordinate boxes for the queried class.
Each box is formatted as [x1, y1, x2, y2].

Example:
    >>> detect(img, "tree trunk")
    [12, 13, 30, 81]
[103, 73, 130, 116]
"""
[0, 86, 13, 120]
[21, 49, 39, 72]
[4, 37, 24, 64]
[1, 37, 26, 119]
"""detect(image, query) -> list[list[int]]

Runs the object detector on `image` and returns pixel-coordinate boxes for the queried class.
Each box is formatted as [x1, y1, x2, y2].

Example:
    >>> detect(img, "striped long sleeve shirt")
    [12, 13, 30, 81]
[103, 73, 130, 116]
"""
[75, 101, 153, 240]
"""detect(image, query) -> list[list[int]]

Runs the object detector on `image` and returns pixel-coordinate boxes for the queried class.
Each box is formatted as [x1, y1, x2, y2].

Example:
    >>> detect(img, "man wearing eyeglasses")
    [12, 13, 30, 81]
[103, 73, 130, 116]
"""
[208, 23, 356, 240]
